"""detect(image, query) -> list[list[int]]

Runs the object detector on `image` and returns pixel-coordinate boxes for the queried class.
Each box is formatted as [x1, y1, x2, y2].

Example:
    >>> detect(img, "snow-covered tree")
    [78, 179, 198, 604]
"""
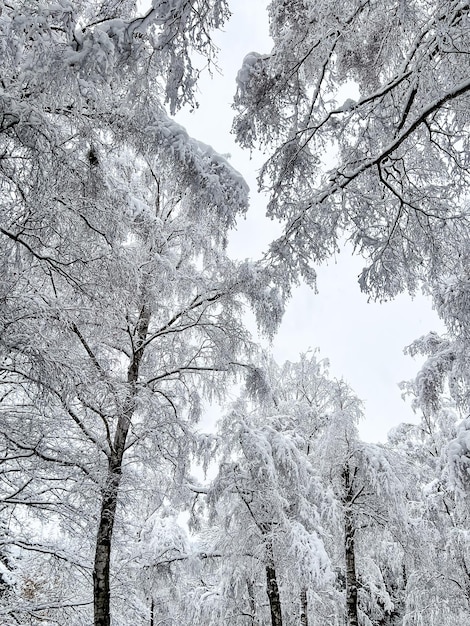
[233, 0, 470, 299]
[190, 401, 332, 626]
[390, 387, 470, 623]
[178, 353, 412, 626]
[307, 375, 412, 626]
[0, 2, 283, 625]
[233, 9, 470, 621]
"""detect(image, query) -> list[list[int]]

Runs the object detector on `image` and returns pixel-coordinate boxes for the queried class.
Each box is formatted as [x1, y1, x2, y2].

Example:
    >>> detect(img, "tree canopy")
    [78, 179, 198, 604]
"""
[234, 0, 470, 299]
[2, 1, 470, 625]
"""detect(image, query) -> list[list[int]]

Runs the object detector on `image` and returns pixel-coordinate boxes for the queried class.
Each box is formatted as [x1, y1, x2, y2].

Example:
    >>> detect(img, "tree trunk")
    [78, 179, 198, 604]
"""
[93, 407, 134, 625]
[300, 588, 308, 626]
[93, 455, 123, 626]
[265, 540, 283, 626]
[93, 306, 150, 626]
[344, 506, 359, 626]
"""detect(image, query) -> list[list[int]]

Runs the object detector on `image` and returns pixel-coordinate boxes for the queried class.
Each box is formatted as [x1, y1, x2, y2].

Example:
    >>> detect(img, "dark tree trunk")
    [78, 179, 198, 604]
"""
[93, 455, 122, 626]
[342, 463, 359, 626]
[265, 540, 283, 626]
[344, 505, 359, 626]
[93, 406, 135, 626]
[300, 588, 308, 626]
[93, 306, 150, 626]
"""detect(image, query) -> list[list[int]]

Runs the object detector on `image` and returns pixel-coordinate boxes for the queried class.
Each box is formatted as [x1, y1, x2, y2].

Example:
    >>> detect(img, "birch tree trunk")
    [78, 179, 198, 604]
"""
[93, 456, 123, 626]
[93, 306, 150, 626]
[342, 461, 359, 626]
[266, 539, 283, 626]
[344, 506, 359, 626]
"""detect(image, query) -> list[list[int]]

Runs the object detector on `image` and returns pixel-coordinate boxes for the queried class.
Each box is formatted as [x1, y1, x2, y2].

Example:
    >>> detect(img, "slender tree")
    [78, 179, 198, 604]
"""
[183, 364, 336, 626]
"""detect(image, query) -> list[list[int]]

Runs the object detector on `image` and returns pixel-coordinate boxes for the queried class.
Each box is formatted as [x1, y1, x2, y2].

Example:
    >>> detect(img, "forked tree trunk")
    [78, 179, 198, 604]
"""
[93, 306, 150, 626]
[266, 540, 283, 626]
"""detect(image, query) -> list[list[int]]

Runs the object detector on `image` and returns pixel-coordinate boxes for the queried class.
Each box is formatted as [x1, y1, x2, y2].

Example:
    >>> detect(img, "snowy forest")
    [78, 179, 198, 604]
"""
[1, 1, 470, 625]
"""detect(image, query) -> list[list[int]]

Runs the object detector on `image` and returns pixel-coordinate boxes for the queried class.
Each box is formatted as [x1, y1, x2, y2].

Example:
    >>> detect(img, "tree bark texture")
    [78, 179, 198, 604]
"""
[93, 306, 150, 626]
[265, 540, 283, 626]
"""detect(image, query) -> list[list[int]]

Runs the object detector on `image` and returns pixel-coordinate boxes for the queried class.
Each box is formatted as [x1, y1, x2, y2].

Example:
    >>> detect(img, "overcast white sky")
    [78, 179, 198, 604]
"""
[176, 0, 443, 442]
